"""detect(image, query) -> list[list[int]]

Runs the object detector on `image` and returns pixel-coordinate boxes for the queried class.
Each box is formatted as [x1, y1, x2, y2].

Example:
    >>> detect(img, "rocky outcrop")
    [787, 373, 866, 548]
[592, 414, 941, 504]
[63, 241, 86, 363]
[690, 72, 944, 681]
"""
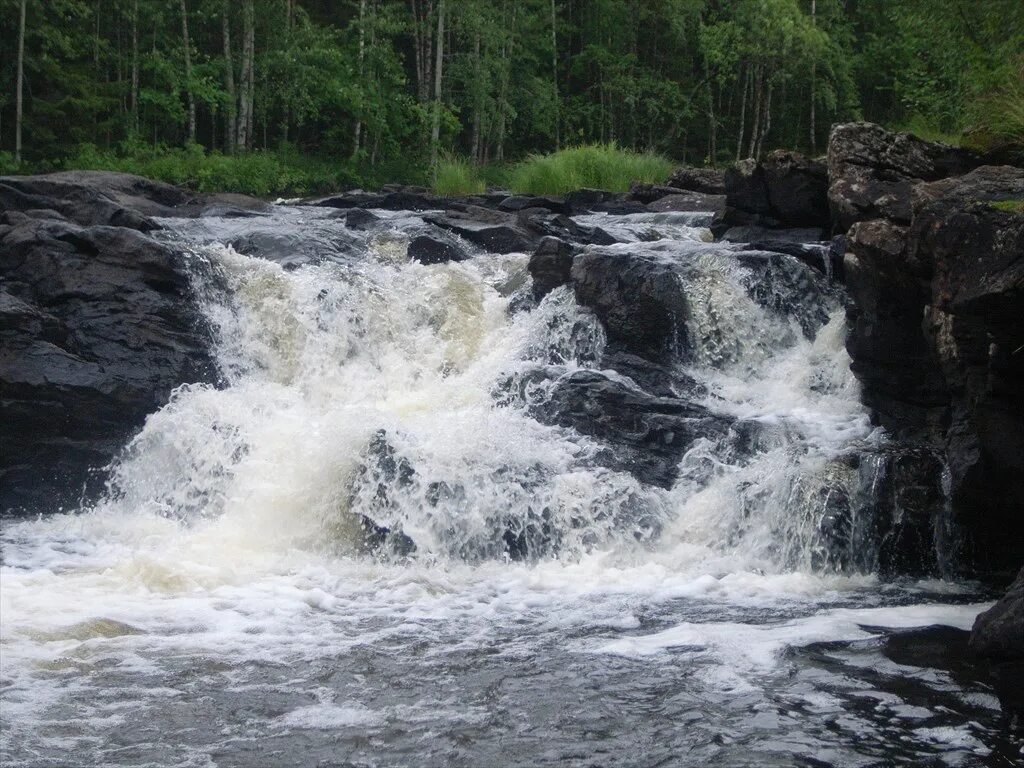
[666, 167, 726, 195]
[827, 122, 983, 232]
[0, 211, 216, 513]
[724, 150, 830, 231]
[570, 250, 688, 363]
[0, 170, 269, 230]
[835, 124, 1024, 576]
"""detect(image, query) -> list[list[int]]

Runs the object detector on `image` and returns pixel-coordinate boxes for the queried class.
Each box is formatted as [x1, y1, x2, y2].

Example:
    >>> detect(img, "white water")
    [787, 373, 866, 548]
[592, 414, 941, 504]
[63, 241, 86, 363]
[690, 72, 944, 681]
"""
[0, 206, 1004, 766]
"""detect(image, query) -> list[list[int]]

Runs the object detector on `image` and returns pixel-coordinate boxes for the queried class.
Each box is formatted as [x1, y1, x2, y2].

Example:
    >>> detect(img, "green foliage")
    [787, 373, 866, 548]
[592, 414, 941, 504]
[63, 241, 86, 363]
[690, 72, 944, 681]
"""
[990, 200, 1024, 214]
[508, 144, 672, 195]
[432, 156, 486, 196]
[62, 142, 360, 197]
[2, 0, 1021, 191]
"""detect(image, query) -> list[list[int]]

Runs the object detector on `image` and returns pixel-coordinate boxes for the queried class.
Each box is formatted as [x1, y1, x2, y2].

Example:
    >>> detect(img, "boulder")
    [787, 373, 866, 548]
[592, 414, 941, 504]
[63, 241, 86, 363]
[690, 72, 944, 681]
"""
[423, 206, 540, 253]
[0, 212, 216, 513]
[340, 208, 381, 230]
[646, 192, 726, 213]
[527, 237, 577, 299]
[971, 566, 1024, 719]
[666, 167, 726, 195]
[535, 369, 729, 489]
[408, 235, 469, 265]
[724, 151, 830, 230]
[827, 122, 983, 231]
[626, 183, 684, 204]
[570, 250, 688, 363]
[497, 195, 566, 214]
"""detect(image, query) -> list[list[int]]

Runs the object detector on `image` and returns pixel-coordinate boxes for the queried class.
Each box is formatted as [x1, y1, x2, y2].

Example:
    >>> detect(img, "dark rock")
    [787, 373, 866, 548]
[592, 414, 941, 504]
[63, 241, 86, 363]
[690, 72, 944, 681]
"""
[0, 215, 216, 513]
[1, 171, 268, 229]
[498, 195, 566, 214]
[971, 566, 1024, 719]
[626, 183, 684, 204]
[570, 249, 688, 363]
[666, 167, 727, 195]
[536, 369, 729, 488]
[647, 192, 726, 213]
[827, 122, 984, 231]
[724, 151, 830, 230]
[564, 188, 617, 214]
[842, 164, 1024, 576]
[341, 208, 381, 230]
[739, 241, 834, 277]
[972, 567, 1024, 659]
[424, 206, 540, 253]
[408, 235, 468, 265]
[721, 225, 825, 244]
[534, 213, 618, 246]
[528, 237, 577, 299]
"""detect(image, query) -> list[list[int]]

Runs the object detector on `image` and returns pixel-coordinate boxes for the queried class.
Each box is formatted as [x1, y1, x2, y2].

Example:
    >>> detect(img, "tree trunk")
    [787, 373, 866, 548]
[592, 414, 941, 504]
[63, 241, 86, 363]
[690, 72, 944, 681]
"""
[755, 79, 773, 158]
[131, 0, 139, 136]
[353, 0, 366, 158]
[470, 30, 481, 163]
[15, 0, 26, 165]
[748, 65, 763, 160]
[237, 0, 255, 150]
[180, 0, 196, 143]
[551, 0, 559, 150]
[429, 0, 445, 167]
[736, 64, 750, 162]
[809, 0, 817, 154]
[222, 2, 236, 152]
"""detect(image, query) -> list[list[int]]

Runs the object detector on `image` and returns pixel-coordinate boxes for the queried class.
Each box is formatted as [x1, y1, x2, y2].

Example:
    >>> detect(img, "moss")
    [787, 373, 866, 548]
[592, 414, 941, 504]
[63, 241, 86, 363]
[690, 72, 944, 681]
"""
[989, 199, 1024, 214]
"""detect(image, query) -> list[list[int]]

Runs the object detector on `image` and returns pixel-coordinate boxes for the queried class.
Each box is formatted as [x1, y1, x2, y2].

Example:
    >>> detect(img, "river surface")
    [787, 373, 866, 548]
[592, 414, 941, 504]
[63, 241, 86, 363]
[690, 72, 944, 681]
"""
[1, 206, 1019, 767]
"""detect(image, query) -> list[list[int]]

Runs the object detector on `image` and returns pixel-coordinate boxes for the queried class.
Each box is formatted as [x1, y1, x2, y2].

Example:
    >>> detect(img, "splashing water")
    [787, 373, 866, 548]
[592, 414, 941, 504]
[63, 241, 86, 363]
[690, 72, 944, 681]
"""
[0, 206, 1009, 767]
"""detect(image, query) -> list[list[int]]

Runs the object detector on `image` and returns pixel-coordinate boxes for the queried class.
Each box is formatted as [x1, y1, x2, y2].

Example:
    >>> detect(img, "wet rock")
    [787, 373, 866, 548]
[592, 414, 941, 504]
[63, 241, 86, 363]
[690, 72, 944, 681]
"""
[528, 237, 577, 299]
[666, 167, 726, 195]
[626, 183, 684, 204]
[647, 192, 726, 213]
[340, 208, 381, 230]
[842, 163, 1024, 576]
[498, 195, 566, 214]
[0, 214, 216, 513]
[408, 235, 469, 265]
[827, 122, 984, 231]
[570, 249, 689, 363]
[536, 369, 729, 489]
[722, 225, 825, 244]
[424, 206, 540, 253]
[971, 567, 1024, 719]
[724, 151, 830, 230]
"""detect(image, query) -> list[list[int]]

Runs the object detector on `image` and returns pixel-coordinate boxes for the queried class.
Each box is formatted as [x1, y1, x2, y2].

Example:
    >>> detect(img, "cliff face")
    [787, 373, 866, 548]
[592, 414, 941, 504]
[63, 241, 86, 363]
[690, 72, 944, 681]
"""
[828, 124, 1024, 580]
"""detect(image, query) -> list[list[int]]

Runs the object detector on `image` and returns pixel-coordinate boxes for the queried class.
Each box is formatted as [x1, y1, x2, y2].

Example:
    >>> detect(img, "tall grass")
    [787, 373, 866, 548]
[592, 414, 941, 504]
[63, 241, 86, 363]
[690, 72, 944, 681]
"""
[59, 142, 364, 197]
[508, 144, 673, 195]
[432, 155, 486, 196]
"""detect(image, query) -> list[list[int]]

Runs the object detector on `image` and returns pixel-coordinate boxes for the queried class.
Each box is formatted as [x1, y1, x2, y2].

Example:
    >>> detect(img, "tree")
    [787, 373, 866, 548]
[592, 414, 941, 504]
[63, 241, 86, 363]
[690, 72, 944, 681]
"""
[15, 0, 26, 164]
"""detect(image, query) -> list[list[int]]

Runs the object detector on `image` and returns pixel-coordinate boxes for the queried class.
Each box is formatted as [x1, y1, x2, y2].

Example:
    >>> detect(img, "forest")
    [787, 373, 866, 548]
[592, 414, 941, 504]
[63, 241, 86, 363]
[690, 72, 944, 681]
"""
[2, 0, 1022, 194]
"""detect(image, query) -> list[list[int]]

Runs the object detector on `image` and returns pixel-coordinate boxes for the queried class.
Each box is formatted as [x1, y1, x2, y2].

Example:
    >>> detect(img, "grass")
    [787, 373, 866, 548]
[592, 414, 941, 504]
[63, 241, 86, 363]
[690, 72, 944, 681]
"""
[52, 142, 388, 197]
[990, 199, 1024, 213]
[507, 143, 673, 196]
[432, 155, 486, 196]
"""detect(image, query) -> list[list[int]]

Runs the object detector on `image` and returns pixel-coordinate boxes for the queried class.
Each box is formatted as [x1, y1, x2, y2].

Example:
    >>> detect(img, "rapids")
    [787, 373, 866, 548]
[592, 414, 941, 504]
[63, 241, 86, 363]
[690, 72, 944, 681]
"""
[0, 206, 1016, 766]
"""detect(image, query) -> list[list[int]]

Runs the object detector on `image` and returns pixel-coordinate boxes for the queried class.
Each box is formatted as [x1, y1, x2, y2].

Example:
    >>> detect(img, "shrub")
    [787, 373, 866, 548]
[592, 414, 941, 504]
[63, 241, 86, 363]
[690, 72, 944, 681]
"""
[507, 144, 673, 195]
[432, 155, 486, 196]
